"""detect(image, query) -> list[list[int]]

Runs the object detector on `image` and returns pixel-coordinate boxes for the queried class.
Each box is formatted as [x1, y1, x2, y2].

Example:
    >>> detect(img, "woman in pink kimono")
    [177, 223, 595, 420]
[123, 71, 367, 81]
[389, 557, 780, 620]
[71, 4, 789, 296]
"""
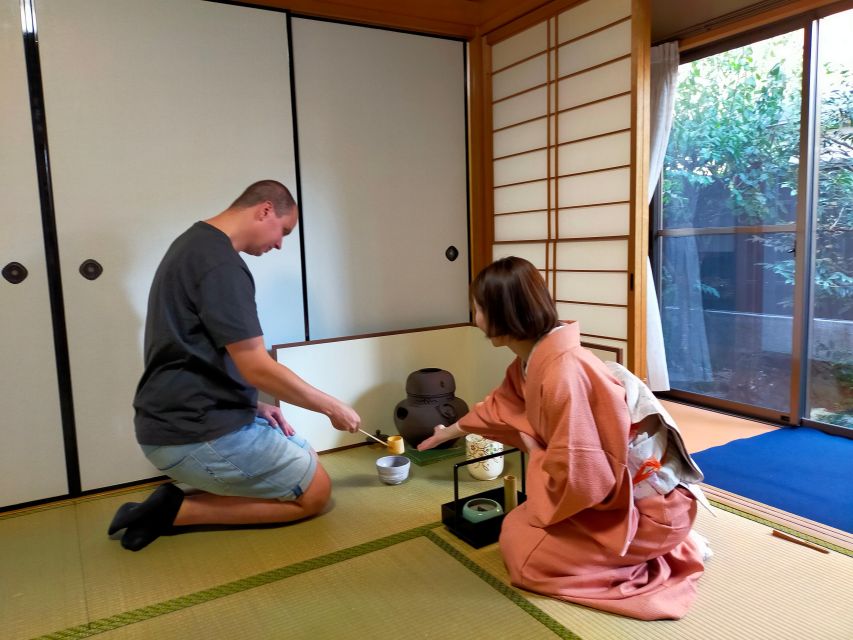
[419, 257, 706, 620]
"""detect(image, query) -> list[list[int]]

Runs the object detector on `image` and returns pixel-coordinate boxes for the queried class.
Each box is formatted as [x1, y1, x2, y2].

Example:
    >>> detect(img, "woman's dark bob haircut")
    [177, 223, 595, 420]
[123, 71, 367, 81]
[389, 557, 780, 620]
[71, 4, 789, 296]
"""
[471, 256, 558, 341]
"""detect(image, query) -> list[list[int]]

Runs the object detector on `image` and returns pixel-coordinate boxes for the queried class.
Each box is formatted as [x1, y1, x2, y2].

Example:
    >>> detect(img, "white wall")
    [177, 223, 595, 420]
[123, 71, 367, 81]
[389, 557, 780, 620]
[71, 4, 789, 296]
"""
[274, 326, 514, 452]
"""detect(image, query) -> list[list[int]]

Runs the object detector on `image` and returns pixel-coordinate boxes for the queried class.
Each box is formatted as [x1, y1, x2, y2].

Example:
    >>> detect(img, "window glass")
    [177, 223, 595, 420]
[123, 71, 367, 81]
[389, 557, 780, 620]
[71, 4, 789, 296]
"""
[806, 9, 853, 430]
[660, 31, 803, 414]
[663, 32, 803, 230]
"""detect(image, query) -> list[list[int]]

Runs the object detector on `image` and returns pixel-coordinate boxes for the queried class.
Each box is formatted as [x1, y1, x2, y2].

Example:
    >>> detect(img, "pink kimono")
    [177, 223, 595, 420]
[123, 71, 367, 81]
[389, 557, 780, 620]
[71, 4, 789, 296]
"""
[459, 323, 704, 620]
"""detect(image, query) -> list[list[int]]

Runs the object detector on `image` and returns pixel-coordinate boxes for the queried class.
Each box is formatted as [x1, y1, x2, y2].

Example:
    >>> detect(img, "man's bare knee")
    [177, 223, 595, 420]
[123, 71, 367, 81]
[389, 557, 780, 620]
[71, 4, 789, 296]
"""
[296, 465, 331, 515]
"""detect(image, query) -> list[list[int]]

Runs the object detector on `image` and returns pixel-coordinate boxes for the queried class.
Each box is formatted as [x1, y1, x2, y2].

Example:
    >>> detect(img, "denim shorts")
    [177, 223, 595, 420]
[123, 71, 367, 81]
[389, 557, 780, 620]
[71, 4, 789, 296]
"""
[141, 417, 318, 501]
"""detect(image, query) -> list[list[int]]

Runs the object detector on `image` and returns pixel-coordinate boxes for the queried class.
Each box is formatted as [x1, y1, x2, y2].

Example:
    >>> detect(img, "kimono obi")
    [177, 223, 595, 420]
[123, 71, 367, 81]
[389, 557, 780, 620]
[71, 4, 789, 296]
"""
[606, 363, 709, 506]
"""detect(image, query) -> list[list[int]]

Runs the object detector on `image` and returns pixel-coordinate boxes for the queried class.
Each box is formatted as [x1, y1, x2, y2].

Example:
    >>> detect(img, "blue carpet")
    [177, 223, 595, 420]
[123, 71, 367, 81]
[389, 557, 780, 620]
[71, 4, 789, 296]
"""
[692, 427, 853, 533]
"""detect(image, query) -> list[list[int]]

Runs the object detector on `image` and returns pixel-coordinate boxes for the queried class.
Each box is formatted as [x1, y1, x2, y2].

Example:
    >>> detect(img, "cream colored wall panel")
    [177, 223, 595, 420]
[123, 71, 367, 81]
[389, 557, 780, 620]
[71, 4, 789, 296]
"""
[558, 94, 630, 143]
[274, 326, 513, 452]
[494, 211, 549, 242]
[557, 0, 631, 43]
[556, 302, 627, 339]
[557, 131, 630, 175]
[494, 150, 547, 186]
[557, 20, 631, 77]
[493, 118, 547, 158]
[0, 0, 68, 506]
[37, 0, 300, 491]
[494, 180, 548, 214]
[557, 57, 631, 109]
[292, 19, 469, 339]
[556, 271, 627, 305]
[558, 167, 630, 207]
[491, 21, 547, 71]
[492, 242, 547, 269]
[558, 203, 630, 237]
[492, 53, 547, 102]
[556, 239, 627, 270]
[493, 86, 547, 130]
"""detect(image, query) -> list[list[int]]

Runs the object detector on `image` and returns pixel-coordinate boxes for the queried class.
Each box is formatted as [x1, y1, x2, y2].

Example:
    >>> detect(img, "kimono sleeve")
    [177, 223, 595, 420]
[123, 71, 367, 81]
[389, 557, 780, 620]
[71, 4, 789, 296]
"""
[458, 359, 533, 450]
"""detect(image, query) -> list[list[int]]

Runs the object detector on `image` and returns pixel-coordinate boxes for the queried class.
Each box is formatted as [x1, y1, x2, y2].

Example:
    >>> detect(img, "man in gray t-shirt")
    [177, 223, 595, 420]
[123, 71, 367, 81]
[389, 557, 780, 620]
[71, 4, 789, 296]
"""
[110, 180, 361, 551]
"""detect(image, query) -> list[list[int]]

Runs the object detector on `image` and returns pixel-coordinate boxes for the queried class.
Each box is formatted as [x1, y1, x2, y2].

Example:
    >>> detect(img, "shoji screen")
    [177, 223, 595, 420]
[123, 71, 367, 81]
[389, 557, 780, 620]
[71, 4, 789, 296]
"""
[489, 0, 634, 359]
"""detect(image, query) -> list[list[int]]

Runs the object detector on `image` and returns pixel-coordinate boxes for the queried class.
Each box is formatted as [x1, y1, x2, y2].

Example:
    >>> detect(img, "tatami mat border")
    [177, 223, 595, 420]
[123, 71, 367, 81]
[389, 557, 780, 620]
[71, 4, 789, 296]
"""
[424, 530, 582, 640]
[0, 483, 169, 521]
[707, 499, 851, 557]
[25, 500, 852, 639]
[30, 521, 580, 640]
[32, 522, 442, 640]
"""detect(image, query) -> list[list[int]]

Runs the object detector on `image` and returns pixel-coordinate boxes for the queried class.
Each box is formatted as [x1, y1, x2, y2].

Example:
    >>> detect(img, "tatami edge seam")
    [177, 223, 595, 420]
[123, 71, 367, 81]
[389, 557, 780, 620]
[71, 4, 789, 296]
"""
[424, 530, 582, 640]
[29, 521, 443, 640]
[707, 499, 851, 556]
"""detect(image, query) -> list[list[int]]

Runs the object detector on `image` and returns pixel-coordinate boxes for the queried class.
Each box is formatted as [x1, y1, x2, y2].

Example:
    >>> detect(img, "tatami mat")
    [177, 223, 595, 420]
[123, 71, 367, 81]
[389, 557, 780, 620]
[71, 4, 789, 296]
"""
[4, 444, 852, 640]
[702, 484, 853, 554]
[90, 536, 559, 640]
[1, 506, 88, 637]
[433, 503, 853, 640]
[3, 445, 518, 639]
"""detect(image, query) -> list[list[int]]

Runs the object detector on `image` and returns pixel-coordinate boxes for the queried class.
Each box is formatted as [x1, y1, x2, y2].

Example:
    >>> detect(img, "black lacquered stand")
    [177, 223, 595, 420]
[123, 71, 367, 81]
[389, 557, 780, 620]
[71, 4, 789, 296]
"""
[441, 447, 526, 548]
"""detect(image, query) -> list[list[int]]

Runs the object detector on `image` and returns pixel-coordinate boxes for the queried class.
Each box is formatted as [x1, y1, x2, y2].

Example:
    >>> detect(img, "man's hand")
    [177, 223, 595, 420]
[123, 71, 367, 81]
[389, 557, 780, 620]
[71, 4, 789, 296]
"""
[226, 337, 361, 435]
[257, 401, 295, 436]
[326, 400, 361, 433]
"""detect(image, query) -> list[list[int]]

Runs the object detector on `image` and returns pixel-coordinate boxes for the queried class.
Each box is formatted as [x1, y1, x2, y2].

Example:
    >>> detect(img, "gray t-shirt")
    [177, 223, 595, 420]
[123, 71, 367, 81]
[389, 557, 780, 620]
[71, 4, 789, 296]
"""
[134, 222, 263, 445]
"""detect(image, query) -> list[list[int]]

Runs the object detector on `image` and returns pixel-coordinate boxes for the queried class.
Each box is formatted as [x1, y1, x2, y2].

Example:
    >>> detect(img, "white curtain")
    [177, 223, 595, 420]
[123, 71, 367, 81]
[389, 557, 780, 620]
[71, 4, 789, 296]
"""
[645, 42, 679, 391]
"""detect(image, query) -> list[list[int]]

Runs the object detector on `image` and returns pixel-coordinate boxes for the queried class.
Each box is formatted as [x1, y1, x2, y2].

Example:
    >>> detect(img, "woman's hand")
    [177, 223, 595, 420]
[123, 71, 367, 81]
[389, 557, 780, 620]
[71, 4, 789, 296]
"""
[257, 402, 295, 436]
[417, 423, 464, 451]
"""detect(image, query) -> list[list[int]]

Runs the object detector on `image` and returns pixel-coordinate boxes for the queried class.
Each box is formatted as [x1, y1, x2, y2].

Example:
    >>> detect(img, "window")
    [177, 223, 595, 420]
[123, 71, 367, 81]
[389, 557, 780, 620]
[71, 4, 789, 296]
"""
[655, 8, 852, 432]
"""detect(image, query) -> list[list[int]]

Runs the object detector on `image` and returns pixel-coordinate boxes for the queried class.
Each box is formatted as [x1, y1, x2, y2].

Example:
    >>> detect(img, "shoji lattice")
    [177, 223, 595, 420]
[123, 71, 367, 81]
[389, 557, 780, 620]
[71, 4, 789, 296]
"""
[489, 0, 633, 358]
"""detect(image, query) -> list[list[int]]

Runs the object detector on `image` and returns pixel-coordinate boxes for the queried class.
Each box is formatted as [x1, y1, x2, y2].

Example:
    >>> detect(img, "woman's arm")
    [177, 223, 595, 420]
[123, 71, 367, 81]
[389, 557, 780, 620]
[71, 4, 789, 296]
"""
[417, 422, 466, 451]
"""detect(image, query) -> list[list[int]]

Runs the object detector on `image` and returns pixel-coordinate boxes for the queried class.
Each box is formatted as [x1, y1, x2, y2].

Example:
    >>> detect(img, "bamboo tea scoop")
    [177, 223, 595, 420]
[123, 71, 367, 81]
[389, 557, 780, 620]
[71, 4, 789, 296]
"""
[359, 429, 405, 455]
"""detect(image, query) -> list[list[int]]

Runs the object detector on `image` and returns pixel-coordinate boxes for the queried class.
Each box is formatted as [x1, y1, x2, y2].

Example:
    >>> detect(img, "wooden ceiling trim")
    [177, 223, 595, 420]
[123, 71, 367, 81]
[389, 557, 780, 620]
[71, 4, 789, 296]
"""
[679, 0, 850, 51]
[245, 0, 479, 38]
[239, 0, 598, 41]
[481, 0, 584, 43]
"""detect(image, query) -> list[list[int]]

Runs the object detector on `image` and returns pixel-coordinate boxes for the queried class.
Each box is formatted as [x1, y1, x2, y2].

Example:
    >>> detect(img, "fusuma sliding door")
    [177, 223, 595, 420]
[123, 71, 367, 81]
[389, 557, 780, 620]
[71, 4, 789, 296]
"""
[35, 0, 301, 491]
[291, 18, 470, 340]
[0, 0, 68, 506]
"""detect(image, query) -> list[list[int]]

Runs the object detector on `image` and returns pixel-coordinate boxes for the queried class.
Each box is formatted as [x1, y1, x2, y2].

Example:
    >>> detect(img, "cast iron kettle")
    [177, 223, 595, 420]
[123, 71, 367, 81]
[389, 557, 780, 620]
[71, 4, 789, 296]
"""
[394, 368, 469, 449]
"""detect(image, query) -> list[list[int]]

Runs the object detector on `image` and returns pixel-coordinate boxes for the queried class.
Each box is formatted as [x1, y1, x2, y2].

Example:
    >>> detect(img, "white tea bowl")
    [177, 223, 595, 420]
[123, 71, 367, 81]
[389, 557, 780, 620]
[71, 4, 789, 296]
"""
[376, 455, 411, 485]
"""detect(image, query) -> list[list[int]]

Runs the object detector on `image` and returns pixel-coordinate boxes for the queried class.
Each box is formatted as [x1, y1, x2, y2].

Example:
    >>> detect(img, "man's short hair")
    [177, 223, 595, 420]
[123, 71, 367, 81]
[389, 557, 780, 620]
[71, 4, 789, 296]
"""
[471, 256, 558, 341]
[230, 180, 296, 217]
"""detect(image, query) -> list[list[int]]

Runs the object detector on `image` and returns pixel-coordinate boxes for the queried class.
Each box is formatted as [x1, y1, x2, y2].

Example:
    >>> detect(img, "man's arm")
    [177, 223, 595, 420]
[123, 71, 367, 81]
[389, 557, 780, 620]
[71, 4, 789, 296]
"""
[226, 336, 361, 432]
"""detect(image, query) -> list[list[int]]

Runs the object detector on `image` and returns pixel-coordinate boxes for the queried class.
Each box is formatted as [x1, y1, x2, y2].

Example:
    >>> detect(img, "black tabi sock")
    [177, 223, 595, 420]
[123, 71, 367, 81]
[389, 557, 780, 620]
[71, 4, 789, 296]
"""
[119, 483, 184, 551]
[107, 482, 184, 537]
[107, 502, 140, 539]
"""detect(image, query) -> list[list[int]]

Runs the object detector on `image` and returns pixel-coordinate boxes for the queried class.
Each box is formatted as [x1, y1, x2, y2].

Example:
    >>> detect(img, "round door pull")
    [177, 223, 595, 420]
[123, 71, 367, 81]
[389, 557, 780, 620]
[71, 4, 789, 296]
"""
[79, 259, 103, 281]
[2, 261, 28, 284]
[445, 245, 459, 262]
